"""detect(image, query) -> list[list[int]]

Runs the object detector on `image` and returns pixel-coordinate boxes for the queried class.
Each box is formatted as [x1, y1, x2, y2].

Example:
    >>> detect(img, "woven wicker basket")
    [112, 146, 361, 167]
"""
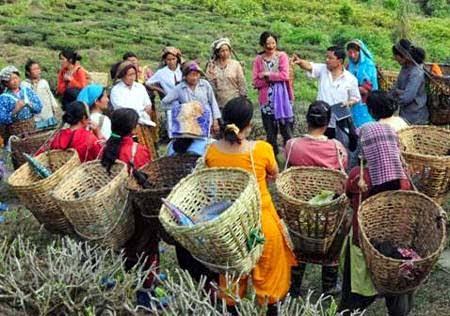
[377, 67, 399, 92]
[7, 149, 80, 234]
[159, 167, 262, 274]
[398, 126, 450, 205]
[74, 198, 135, 251]
[358, 190, 447, 295]
[10, 128, 55, 169]
[51, 161, 132, 247]
[6, 118, 36, 137]
[276, 167, 349, 260]
[425, 64, 450, 125]
[127, 155, 198, 244]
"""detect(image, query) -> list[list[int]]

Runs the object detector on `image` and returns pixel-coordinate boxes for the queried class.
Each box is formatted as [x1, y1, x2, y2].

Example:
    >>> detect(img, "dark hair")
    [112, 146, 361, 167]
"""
[62, 101, 88, 125]
[392, 39, 425, 64]
[172, 138, 195, 154]
[24, 59, 39, 78]
[110, 61, 122, 80]
[327, 46, 346, 62]
[306, 101, 331, 128]
[162, 52, 182, 65]
[221, 96, 253, 145]
[122, 52, 138, 61]
[101, 108, 139, 173]
[259, 31, 278, 47]
[346, 42, 360, 52]
[366, 91, 398, 120]
[59, 49, 82, 65]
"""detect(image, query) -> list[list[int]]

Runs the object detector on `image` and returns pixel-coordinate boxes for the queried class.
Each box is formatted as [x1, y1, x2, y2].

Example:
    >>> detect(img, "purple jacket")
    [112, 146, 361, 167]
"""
[252, 51, 294, 106]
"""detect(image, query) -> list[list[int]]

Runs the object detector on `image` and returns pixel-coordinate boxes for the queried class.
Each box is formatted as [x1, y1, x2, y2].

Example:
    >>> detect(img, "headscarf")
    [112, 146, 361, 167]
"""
[76, 84, 104, 108]
[161, 47, 183, 62]
[360, 122, 406, 186]
[210, 37, 232, 59]
[114, 61, 138, 82]
[0, 66, 20, 82]
[346, 40, 378, 90]
[182, 61, 205, 77]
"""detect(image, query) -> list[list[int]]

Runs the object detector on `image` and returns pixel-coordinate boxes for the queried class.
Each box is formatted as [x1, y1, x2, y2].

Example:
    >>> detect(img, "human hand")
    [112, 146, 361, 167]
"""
[144, 105, 153, 116]
[63, 73, 73, 81]
[14, 100, 26, 112]
[357, 177, 368, 192]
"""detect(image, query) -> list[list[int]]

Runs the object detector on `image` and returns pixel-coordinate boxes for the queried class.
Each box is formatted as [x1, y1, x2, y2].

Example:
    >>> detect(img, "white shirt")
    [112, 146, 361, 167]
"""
[90, 112, 111, 139]
[146, 65, 182, 95]
[110, 81, 155, 126]
[308, 63, 361, 127]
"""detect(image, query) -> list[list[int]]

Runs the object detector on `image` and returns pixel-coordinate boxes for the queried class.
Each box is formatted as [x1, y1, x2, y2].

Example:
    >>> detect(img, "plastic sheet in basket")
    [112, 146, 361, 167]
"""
[276, 167, 349, 260]
[7, 149, 80, 234]
[358, 190, 447, 295]
[159, 167, 262, 274]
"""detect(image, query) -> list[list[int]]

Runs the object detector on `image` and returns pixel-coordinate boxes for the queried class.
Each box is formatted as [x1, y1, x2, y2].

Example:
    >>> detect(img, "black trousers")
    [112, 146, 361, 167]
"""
[261, 112, 293, 155]
[338, 241, 414, 316]
[289, 263, 339, 296]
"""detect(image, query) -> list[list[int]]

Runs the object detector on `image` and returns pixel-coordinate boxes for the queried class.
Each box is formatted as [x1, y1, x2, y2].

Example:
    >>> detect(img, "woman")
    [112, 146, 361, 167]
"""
[77, 84, 112, 139]
[346, 40, 378, 128]
[161, 61, 221, 140]
[101, 108, 155, 290]
[366, 91, 408, 132]
[253, 31, 294, 156]
[146, 46, 183, 98]
[57, 49, 88, 106]
[110, 61, 157, 158]
[339, 115, 412, 315]
[23, 59, 60, 129]
[0, 65, 43, 137]
[204, 96, 296, 314]
[122, 51, 153, 84]
[37, 101, 103, 162]
[390, 39, 428, 125]
[205, 38, 247, 109]
[285, 101, 347, 297]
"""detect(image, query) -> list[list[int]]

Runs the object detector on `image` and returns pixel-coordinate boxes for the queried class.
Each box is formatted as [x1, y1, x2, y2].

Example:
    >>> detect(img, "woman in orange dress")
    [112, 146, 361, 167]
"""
[204, 96, 296, 315]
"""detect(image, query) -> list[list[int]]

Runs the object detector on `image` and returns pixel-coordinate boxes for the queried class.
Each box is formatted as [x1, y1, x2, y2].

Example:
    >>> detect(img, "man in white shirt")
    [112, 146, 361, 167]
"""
[292, 46, 361, 151]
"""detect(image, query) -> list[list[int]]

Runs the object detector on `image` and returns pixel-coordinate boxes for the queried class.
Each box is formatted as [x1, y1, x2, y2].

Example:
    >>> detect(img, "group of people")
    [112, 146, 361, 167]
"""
[0, 31, 435, 315]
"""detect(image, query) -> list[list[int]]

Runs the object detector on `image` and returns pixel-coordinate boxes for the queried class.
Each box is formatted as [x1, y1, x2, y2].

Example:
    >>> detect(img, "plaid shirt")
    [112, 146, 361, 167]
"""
[360, 122, 406, 186]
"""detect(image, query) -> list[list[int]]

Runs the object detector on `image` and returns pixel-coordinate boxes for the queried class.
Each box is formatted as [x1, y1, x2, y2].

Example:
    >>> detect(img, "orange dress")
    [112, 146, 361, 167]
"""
[205, 140, 297, 304]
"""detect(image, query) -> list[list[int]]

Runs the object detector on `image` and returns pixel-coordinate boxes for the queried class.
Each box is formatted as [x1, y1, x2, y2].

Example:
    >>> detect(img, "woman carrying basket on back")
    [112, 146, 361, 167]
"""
[339, 93, 413, 315]
[285, 101, 348, 297]
[204, 96, 296, 315]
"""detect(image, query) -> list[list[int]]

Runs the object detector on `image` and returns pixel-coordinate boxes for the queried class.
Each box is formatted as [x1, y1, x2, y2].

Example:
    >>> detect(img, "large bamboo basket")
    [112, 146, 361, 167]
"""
[7, 149, 80, 234]
[398, 126, 450, 205]
[358, 190, 446, 295]
[10, 128, 55, 169]
[4, 118, 36, 139]
[424, 63, 450, 125]
[159, 167, 262, 274]
[51, 161, 133, 248]
[276, 167, 348, 261]
[127, 155, 198, 244]
[377, 67, 398, 92]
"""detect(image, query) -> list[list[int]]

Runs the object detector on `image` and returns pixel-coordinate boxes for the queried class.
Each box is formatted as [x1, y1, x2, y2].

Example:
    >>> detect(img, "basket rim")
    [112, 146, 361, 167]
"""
[276, 166, 348, 207]
[7, 149, 79, 188]
[159, 166, 260, 230]
[126, 155, 198, 193]
[358, 190, 447, 264]
[399, 125, 450, 162]
[50, 160, 128, 202]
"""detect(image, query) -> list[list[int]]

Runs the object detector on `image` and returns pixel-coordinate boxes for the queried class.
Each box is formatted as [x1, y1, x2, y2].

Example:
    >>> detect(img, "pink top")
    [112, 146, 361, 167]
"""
[252, 51, 294, 105]
[285, 136, 348, 170]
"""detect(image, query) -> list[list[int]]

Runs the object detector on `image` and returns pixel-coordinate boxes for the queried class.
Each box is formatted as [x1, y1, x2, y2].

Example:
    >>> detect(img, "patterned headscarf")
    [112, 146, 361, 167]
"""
[0, 65, 20, 82]
[114, 61, 138, 81]
[161, 47, 183, 61]
[210, 38, 232, 59]
[182, 61, 205, 77]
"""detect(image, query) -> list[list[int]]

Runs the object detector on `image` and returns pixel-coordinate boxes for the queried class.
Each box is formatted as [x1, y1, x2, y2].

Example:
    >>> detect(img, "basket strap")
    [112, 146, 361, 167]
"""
[248, 141, 257, 178]
[333, 139, 346, 173]
[283, 137, 299, 171]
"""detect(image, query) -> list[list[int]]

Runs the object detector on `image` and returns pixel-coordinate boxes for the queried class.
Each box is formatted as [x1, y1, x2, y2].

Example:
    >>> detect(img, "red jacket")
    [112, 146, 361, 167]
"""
[37, 128, 103, 162]
[57, 66, 88, 95]
[117, 136, 151, 171]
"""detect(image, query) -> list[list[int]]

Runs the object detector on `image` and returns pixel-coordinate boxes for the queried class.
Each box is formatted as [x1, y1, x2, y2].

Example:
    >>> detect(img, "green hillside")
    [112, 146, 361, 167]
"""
[0, 0, 449, 102]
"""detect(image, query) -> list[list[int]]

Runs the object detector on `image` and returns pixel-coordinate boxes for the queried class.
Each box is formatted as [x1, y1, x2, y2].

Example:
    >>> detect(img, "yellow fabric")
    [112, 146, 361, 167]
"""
[205, 140, 297, 305]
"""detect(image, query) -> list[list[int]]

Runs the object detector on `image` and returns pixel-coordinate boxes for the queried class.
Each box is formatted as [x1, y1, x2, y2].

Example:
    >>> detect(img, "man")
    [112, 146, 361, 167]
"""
[292, 46, 361, 151]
